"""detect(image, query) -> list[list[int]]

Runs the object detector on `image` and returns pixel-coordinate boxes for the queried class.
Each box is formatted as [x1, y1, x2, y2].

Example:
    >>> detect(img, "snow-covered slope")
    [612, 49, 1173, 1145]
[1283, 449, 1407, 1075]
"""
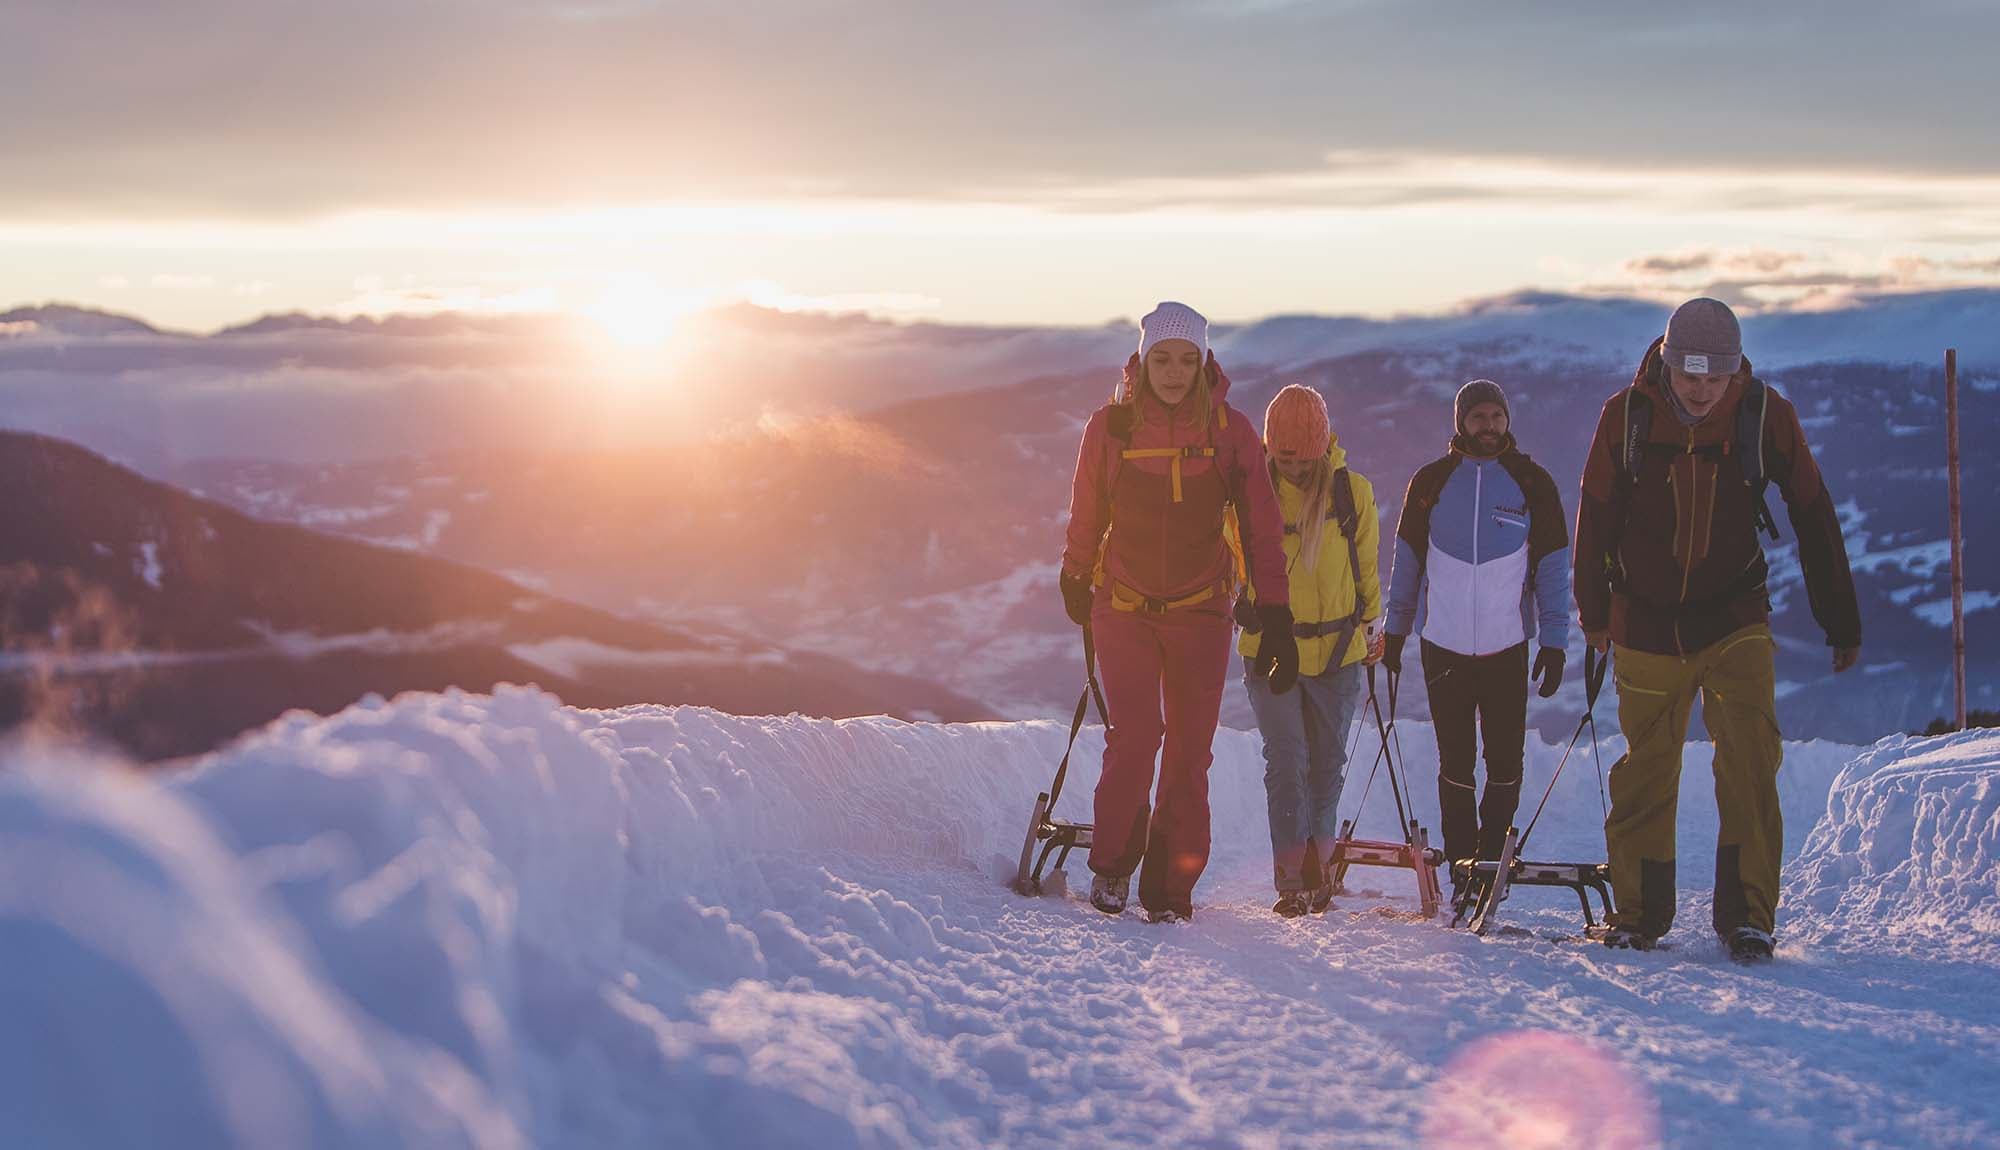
[2, 691, 1995, 1148]
[1785, 728, 2000, 963]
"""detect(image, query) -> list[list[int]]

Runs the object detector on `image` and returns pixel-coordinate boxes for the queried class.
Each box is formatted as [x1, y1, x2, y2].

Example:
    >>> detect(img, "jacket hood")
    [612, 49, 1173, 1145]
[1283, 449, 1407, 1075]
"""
[1632, 335, 1758, 443]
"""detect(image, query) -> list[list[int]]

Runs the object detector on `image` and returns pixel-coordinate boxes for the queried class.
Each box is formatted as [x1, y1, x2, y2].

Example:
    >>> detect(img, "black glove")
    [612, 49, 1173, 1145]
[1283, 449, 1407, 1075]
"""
[1059, 569, 1093, 627]
[1253, 604, 1299, 695]
[1233, 592, 1261, 631]
[1382, 632, 1406, 676]
[1532, 646, 1565, 698]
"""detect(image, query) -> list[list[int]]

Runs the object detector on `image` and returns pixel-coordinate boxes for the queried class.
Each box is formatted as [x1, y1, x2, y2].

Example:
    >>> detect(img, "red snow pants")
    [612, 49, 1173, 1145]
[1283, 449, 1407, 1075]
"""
[1087, 592, 1234, 917]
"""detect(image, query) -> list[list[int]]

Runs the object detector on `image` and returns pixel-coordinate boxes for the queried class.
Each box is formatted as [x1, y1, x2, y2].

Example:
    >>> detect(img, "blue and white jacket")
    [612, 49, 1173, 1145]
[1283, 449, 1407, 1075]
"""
[1385, 435, 1571, 657]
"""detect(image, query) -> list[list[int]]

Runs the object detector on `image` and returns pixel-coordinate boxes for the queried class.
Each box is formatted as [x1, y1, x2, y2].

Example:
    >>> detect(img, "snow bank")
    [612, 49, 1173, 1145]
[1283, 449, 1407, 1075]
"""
[1785, 728, 2000, 961]
[1, 688, 1128, 1148]
[0, 686, 1890, 1147]
[0, 748, 522, 1149]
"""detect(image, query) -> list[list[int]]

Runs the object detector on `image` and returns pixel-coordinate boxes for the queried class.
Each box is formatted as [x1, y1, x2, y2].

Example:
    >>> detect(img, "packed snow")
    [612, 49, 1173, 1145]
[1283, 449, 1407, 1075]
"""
[1787, 728, 2000, 963]
[2, 686, 1997, 1148]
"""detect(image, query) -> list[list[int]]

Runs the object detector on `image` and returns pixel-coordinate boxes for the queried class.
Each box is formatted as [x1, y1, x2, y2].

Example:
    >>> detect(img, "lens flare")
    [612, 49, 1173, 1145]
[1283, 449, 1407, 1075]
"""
[1424, 1030, 1661, 1150]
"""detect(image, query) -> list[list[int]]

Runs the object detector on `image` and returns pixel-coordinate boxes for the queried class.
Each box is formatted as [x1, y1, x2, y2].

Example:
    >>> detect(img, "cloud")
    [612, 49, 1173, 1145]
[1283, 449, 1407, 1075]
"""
[1599, 245, 2000, 313]
[1625, 249, 1811, 279]
[3, 1, 1997, 219]
[1628, 253, 1717, 275]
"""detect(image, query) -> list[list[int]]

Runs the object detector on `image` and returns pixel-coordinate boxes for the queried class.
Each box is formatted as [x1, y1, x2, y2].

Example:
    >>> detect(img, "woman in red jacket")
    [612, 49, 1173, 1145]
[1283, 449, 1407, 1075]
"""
[1059, 301, 1297, 922]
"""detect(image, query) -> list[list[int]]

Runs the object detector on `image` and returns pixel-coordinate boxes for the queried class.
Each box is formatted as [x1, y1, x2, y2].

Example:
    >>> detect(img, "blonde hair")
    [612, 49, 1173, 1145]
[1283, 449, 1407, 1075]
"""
[1274, 455, 1335, 573]
[1133, 356, 1215, 434]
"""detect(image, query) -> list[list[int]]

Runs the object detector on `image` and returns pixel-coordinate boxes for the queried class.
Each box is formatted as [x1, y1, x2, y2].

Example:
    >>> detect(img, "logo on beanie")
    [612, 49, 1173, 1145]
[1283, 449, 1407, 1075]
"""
[1684, 354, 1710, 374]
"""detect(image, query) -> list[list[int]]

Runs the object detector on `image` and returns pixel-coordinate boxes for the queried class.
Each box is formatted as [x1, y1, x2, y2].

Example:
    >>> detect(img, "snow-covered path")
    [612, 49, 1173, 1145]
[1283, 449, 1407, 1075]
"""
[3, 687, 1997, 1148]
[784, 853, 1999, 1149]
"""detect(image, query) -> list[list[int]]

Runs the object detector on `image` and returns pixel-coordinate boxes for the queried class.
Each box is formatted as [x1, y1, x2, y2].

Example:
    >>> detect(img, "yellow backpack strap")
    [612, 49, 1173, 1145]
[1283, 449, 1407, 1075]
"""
[1222, 502, 1250, 600]
[1120, 445, 1216, 503]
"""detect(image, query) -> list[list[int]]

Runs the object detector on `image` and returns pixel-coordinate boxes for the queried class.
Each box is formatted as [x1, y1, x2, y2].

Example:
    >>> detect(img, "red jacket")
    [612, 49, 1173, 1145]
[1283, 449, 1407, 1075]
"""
[1574, 337, 1861, 656]
[1062, 355, 1289, 607]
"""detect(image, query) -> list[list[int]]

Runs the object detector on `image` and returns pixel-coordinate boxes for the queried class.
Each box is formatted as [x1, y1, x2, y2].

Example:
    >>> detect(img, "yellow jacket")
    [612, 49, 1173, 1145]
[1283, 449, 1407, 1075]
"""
[1237, 442, 1382, 676]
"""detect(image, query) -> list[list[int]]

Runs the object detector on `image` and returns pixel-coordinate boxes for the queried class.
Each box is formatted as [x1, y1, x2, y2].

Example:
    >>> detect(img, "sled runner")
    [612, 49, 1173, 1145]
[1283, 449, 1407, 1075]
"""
[1451, 649, 1618, 935]
[1014, 627, 1108, 896]
[1327, 665, 1446, 918]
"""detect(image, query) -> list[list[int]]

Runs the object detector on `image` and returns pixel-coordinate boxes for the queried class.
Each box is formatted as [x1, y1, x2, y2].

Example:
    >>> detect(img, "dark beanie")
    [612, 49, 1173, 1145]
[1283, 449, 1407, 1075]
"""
[1662, 297, 1743, 375]
[1454, 379, 1509, 434]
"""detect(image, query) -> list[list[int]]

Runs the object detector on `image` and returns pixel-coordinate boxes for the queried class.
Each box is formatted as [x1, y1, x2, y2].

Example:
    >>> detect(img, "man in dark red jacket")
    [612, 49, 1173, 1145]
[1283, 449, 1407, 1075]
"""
[1574, 297, 1861, 963]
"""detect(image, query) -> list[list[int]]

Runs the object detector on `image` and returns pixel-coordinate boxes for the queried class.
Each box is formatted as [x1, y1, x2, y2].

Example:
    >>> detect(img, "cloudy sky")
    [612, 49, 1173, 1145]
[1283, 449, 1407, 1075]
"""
[5, 0, 1999, 332]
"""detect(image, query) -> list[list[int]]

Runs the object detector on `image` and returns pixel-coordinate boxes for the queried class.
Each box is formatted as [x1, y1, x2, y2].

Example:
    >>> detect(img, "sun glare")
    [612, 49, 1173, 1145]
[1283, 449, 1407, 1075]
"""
[585, 277, 697, 351]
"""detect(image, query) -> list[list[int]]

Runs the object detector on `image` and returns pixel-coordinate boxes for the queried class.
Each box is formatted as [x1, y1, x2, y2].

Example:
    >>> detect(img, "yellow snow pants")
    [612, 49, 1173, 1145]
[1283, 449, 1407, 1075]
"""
[1604, 625, 1785, 939]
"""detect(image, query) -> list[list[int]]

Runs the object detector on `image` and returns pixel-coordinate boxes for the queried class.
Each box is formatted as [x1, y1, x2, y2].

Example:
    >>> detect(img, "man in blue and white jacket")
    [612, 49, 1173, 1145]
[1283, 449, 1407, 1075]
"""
[1383, 380, 1571, 875]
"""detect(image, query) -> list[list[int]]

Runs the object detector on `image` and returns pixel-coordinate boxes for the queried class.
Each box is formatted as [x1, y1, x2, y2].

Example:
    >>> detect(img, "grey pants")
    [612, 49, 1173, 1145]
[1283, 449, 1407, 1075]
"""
[1245, 657, 1365, 892]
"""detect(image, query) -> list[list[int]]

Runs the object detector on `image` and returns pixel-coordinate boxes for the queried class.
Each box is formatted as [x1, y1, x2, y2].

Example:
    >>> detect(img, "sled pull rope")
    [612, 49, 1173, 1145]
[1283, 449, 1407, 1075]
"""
[1377, 667, 1415, 837]
[1351, 665, 1416, 842]
[1348, 669, 1389, 834]
[1385, 667, 1417, 828]
[1047, 623, 1109, 813]
[1518, 648, 1610, 853]
[1585, 647, 1609, 823]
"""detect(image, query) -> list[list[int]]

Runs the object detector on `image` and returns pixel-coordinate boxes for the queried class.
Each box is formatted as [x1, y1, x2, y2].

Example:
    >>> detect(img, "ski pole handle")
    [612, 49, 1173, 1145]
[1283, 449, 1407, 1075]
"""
[1584, 646, 1608, 710]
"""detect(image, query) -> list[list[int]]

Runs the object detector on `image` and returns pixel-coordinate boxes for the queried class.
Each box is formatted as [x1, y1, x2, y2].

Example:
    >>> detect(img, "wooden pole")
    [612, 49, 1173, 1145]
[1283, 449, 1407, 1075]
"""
[1947, 349, 1966, 731]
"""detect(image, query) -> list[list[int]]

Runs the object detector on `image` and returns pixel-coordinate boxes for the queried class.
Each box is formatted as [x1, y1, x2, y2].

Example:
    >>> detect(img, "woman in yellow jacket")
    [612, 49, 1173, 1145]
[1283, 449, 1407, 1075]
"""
[1237, 385, 1384, 917]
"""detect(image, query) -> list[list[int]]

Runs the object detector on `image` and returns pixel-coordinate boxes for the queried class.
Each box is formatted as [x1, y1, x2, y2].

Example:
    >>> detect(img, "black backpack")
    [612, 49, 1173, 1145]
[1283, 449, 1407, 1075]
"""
[1619, 377, 1780, 541]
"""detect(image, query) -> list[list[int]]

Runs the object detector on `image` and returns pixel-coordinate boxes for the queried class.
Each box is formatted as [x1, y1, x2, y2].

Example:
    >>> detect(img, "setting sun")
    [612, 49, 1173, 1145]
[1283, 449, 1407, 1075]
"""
[583, 276, 698, 351]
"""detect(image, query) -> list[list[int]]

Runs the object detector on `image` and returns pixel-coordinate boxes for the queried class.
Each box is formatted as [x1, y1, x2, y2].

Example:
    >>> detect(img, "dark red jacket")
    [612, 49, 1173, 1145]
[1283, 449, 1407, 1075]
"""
[1062, 355, 1289, 607]
[1574, 338, 1861, 656]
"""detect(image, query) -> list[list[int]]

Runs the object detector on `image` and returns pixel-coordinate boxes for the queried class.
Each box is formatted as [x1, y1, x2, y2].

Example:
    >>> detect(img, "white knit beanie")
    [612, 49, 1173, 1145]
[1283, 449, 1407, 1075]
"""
[1138, 301, 1208, 359]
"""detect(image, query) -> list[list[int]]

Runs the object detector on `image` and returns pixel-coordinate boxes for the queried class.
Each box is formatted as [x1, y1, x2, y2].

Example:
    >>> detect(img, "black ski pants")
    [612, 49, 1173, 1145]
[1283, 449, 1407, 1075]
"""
[1420, 639, 1529, 868]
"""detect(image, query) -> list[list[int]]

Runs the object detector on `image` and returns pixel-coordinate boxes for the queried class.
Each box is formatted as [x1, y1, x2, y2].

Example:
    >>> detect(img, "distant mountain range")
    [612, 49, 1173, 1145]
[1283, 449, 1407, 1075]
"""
[140, 342, 1997, 744]
[4, 293, 1994, 746]
[0, 431, 983, 760]
[4, 289, 1998, 466]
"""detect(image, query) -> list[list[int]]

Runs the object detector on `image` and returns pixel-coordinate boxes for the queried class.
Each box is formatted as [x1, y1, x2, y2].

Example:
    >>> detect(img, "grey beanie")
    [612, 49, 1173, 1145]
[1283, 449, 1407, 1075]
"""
[1662, 297, 1743, 376]
[1454, 379, 1509, 434]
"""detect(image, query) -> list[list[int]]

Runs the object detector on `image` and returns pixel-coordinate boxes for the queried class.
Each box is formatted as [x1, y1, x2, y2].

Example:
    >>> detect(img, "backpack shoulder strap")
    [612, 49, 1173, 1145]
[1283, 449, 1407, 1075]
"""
[1105, 401, 1137, 444]
[1620, 387, 1653, 483]
[1736, 377, 1781, 540]
[1331, 466, 1359, 536]
[1735, 377, 1767, 488]
[1333, 467, 1364, 625]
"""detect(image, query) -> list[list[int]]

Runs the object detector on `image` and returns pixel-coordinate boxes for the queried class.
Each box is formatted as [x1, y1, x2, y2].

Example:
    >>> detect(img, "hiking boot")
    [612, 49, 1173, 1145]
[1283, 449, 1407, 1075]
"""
[1727, 926, 1775, 965]
[1307, 883, 1336, 914]
[1601, 926, 1661, 951]
[1089, 873, 1129, 916]
[1145, 907, 1191, 925]
[1273, 892, 1310, 918]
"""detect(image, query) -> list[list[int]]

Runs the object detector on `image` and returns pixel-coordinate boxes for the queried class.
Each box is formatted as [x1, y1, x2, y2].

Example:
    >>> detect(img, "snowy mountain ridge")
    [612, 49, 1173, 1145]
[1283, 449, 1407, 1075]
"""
[3, 688, 1995, 1148]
